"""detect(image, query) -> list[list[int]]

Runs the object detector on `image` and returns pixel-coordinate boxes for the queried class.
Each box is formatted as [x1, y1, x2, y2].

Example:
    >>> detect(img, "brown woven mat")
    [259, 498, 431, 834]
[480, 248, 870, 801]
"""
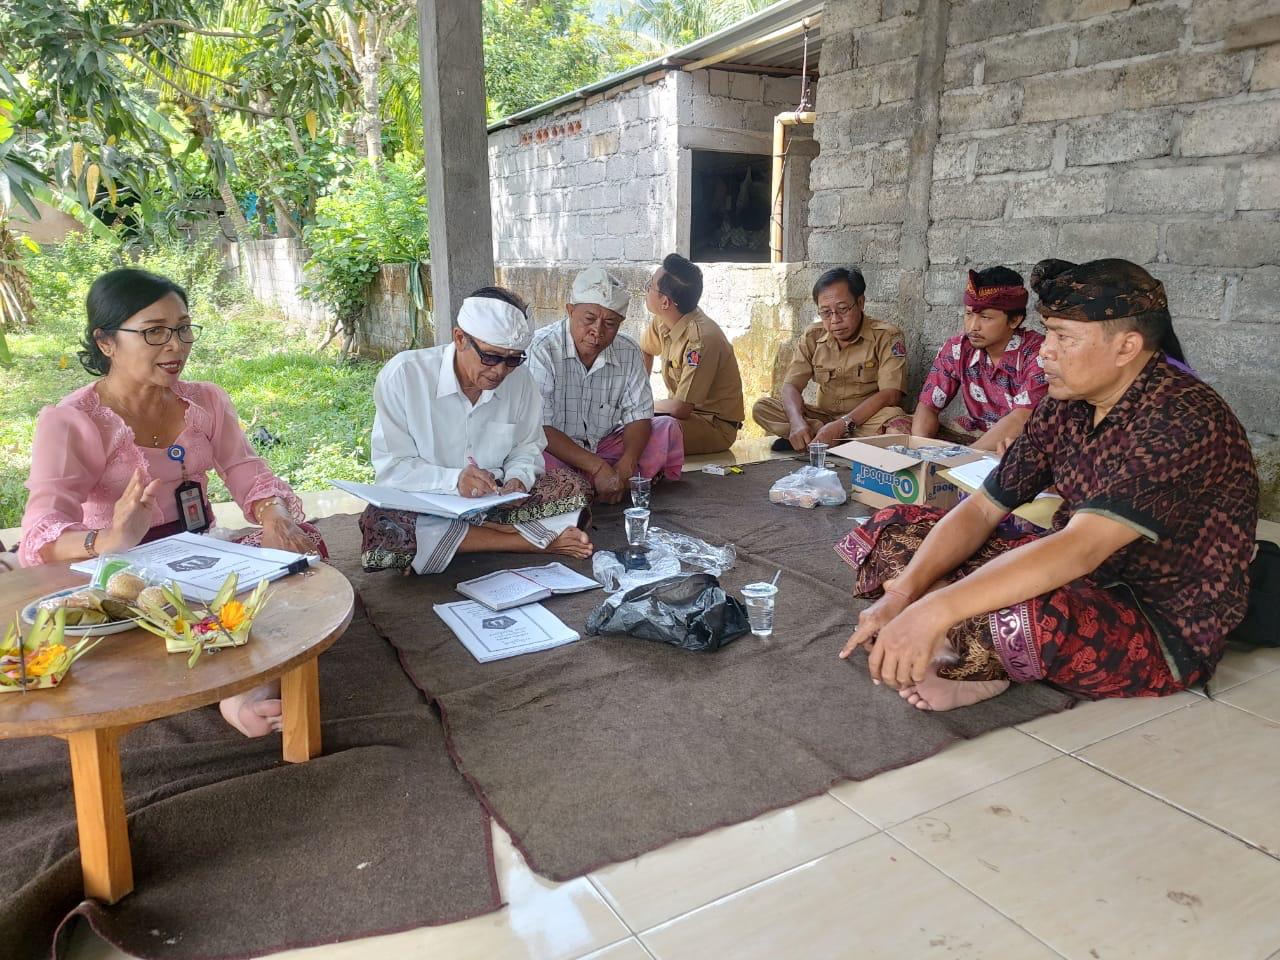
[0, 603, 500, 960]
[323, 460, 1074, 882]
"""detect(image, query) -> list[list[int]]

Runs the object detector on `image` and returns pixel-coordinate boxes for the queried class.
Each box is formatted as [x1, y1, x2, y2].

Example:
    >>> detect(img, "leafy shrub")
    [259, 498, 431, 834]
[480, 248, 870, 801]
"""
[302, 156, 430, 325]
[22, 230, 240, 329]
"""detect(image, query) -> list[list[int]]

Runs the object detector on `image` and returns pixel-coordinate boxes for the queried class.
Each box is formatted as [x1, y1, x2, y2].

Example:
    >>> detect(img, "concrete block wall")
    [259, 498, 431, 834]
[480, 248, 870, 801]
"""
[228, 239, 429, 356]
[809, 0, 1280, 443]
[489, 67, 811, 266]
[489, 73, 681, 266]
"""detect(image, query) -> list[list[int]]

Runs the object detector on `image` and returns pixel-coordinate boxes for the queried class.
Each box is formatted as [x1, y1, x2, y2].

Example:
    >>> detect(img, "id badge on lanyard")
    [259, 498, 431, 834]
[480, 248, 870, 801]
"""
[167, 444, 210, 533]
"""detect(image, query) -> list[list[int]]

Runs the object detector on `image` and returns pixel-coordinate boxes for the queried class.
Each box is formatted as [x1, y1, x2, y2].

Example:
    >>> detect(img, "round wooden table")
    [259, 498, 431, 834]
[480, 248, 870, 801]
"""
[0, 562, 354, 904]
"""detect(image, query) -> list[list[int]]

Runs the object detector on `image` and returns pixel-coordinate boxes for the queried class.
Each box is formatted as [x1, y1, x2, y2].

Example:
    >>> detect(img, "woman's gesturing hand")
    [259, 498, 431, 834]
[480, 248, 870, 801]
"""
[103, 469, 163, 553]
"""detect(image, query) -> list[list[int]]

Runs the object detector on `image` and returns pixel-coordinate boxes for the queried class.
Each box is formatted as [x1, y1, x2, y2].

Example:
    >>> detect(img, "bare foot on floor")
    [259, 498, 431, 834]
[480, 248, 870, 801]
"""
[219, 688, 283, 737]
[898, 668, 1011, 712]
[546, 527, 593, 559]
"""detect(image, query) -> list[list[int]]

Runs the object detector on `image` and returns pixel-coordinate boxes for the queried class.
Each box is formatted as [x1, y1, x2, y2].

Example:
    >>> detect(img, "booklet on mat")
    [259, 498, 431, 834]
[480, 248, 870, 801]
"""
[433, 600, 580, 662]
[329, 479, 526, 519]
[456, 562, 600, 611]
[70, 532, 317, 602]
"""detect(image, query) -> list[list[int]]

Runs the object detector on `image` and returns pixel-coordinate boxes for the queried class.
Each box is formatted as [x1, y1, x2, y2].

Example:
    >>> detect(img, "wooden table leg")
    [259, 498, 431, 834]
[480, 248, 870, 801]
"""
[65, 727, 133, 903]
[280, 656, 321, 763]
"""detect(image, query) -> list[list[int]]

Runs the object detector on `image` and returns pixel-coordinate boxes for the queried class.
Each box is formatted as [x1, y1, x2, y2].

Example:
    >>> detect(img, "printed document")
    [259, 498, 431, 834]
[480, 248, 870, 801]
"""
[71, 533, 316, 601]
[433, 600, 580, 662]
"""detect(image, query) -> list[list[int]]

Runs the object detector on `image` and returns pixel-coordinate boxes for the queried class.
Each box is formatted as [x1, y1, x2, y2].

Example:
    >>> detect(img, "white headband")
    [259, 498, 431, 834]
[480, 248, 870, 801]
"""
[456, 296, 533, 350]
[570, 266, 630, 315]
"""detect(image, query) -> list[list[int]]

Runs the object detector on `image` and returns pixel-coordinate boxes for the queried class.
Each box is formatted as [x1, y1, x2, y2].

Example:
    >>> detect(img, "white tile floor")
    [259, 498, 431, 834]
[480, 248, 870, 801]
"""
[50, 444, 1280, 960]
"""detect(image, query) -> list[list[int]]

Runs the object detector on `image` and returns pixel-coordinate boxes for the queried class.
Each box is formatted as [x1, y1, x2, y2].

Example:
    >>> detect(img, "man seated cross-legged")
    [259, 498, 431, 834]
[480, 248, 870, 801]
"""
[528, 266, 683, 505]
[359, 287, 593, 574]
[836, 258, 1258, 711]
[752, 266, 912, 452]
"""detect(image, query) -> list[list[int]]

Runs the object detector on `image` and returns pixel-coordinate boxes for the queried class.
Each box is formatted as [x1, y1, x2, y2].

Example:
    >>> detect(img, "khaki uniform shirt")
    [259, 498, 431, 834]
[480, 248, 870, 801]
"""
[640, 308, 746, 426]
[783, 318, 908, 414]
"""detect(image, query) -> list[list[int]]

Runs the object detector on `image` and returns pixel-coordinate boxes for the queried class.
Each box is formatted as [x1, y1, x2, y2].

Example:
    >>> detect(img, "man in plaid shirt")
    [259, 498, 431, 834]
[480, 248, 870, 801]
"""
[528, 267, 684, 504]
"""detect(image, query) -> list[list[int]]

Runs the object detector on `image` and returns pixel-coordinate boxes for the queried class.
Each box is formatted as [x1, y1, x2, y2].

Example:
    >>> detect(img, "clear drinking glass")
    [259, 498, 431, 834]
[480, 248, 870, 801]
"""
[630, 475, 651, 509]
[741, 582, 779, 638]
[624, 507, 650, 547]
[808, 441, 828, 469]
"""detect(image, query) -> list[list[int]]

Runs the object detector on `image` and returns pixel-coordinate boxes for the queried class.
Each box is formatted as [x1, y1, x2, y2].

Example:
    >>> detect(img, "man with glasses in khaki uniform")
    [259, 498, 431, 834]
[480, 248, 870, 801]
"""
[639, 254, 745, 456]
[753, 267, 911, 452]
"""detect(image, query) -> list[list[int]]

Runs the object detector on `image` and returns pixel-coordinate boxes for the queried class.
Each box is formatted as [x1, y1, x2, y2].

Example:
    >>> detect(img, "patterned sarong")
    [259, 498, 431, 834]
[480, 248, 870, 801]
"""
[835, 505, 1200, 698]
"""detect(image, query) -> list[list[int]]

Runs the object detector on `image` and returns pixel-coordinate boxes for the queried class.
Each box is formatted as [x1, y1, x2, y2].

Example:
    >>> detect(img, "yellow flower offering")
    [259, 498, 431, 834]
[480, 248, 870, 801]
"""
[1, 610, 100, 692]
[132, 573, 272, 667]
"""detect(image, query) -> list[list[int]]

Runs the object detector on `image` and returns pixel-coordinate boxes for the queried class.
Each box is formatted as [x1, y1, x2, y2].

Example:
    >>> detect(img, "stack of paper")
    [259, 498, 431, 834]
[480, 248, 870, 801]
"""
[433, 600, 580, 663]
[457, 562, 600, 611]
[70, 533, 317, 602]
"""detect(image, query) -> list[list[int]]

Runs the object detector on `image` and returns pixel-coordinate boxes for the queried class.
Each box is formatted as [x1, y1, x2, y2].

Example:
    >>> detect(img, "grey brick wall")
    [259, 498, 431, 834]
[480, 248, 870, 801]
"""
[488, 68, 806, 266]
[808, 0, 1280, 450]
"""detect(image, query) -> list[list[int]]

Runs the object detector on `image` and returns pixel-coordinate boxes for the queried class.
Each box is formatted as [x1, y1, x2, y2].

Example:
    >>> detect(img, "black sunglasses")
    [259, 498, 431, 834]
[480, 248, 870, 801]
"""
[466, 334, 526, 368]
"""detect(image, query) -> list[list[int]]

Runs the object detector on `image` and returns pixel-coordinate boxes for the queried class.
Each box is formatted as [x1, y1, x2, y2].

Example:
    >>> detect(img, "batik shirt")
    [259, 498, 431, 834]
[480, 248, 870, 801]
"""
[982, 355, 1259, 680]
[918, 331, 1049, 433]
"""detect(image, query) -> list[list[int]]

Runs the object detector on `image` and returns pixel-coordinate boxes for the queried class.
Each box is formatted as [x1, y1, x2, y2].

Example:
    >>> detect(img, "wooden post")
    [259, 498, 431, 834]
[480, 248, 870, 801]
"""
[280, 657, 322, 763]
[770, 111, 816, 264]
[65, 727, 133, 903]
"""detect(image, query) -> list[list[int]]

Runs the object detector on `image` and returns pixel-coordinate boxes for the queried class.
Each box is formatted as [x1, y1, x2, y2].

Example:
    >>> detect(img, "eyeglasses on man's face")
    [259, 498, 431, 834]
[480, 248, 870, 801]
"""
[116, 323, 203, 345]
[466, 333, 527, 368]
[817, 303, 858, 323]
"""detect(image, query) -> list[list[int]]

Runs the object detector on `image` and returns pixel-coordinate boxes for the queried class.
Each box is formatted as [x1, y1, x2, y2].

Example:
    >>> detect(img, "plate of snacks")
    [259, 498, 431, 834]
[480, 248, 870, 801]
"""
[20, 569, 164, 637]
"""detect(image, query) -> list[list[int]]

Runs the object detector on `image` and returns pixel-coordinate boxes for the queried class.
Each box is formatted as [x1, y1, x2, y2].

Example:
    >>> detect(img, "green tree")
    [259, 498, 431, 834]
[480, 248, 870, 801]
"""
[623, 0, 778, 47]
[483, 0, 649, 121]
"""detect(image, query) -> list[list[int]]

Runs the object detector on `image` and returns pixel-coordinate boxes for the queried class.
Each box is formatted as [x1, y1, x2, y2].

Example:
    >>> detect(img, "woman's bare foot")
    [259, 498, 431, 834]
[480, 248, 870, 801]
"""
[219, 682, 283, 737]
[898, 668, 1010, 712]
[546, 527, 593, 559]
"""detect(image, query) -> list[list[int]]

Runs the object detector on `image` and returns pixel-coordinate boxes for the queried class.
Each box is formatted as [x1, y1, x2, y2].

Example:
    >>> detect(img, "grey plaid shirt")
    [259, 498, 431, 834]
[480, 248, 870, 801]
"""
[527, 319, 654, 451]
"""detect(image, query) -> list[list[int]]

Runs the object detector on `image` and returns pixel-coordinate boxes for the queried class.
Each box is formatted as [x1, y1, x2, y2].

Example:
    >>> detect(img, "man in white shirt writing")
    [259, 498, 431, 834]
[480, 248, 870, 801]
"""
[528, 267, 683, 505]
[363, 288, 593, 574]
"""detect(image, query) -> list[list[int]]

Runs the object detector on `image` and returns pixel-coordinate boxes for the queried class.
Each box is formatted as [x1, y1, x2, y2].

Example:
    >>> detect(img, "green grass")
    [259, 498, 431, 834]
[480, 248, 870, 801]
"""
[0, 300, 381, 530]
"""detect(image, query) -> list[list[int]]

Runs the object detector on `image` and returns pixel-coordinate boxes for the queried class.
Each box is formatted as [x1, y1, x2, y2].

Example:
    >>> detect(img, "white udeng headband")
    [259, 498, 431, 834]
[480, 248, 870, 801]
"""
[456, 296, 533, 350]
[571, 266, 630, 315]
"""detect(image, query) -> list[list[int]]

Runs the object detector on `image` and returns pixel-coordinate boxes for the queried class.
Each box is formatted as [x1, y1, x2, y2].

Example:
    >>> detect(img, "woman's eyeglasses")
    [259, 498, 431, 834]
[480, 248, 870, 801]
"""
[466, 334, 526, 368]
[116, 324, 203, 346]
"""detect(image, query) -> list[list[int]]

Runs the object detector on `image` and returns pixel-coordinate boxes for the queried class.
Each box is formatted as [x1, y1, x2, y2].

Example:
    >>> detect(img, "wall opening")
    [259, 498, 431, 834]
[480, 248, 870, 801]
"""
[690, 149, 771, 263]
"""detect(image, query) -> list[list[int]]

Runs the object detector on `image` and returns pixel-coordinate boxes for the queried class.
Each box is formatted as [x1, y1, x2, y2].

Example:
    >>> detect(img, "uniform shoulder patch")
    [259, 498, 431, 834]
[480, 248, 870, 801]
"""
[686, 348, 702, 367]
[891, 339, 907, 358]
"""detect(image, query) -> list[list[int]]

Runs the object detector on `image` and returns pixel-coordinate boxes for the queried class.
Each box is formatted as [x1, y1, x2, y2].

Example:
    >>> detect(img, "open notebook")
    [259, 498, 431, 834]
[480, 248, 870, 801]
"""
[457, 562, 600, 611]
[330, 479, 526, 519]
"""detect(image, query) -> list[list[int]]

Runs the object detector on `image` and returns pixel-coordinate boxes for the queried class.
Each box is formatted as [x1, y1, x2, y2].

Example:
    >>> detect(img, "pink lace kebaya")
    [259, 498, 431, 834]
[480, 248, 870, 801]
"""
[19, 380, 302, 567]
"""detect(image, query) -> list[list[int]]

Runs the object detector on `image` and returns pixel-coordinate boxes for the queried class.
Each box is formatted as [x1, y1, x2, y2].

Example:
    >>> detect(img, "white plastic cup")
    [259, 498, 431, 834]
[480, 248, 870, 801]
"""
[808, 441, 828, 469]
[741, 582, 779, 638]
[624, 507, 650, 547]
[630, 475, 651, 509]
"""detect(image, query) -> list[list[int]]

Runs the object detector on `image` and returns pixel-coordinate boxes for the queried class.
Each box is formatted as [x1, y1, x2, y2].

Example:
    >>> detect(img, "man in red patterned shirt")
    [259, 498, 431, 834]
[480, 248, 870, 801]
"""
[836, 259, 1257, 712]
[912, 266, 1048, 452]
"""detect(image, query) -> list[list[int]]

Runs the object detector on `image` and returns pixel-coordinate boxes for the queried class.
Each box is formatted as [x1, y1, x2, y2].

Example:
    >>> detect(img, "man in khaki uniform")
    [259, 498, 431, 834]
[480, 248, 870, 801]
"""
[753, 267, 911, 451]
[639, 254, 745, 455]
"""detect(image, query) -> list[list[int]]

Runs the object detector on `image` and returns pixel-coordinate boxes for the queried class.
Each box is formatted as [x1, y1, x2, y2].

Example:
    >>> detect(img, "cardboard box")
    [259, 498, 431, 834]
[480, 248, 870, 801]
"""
[828, 434, 987, 510]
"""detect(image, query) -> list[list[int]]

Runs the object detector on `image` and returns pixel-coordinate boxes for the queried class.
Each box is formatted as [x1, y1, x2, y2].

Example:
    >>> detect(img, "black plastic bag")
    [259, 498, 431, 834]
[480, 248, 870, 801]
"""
[584, 573, 750, 651]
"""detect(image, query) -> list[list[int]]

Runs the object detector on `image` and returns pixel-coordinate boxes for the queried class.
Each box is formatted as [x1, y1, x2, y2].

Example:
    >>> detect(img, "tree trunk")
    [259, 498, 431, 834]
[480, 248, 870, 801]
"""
[215, 177, 253, 238]
[271, 196, 301, 238]
[359, 56, 383, 166]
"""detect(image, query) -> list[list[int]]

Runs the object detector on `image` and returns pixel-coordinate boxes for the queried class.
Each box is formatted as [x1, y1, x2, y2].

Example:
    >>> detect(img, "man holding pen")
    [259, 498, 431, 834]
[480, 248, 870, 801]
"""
[361, 287, 593, 574]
